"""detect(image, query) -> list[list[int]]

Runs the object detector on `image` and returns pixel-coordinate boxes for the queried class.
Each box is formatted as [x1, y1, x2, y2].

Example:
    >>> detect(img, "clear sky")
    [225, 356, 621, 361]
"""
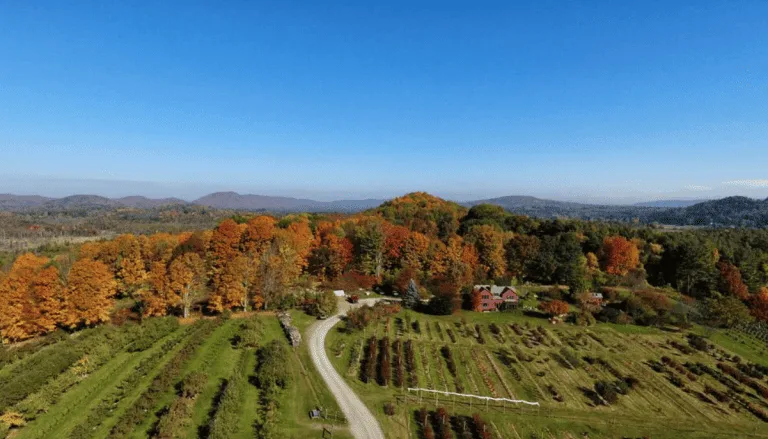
[1, 1, 767, 203]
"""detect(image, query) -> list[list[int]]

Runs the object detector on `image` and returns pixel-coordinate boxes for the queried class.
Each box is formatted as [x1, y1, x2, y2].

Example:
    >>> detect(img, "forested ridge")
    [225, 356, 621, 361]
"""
[1, 191, 768, 343]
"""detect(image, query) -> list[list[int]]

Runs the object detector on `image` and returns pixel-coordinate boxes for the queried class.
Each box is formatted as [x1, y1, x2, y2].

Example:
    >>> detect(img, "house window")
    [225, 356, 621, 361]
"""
[483, 303, 488, 308]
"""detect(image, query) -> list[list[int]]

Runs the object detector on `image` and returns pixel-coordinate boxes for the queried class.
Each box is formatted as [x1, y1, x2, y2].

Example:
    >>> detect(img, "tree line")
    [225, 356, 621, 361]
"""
[1, 192, 768, 342]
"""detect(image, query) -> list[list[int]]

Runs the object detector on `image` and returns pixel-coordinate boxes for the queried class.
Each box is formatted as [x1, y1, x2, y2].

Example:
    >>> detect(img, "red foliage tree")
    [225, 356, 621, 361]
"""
[717, 261, 750, 300]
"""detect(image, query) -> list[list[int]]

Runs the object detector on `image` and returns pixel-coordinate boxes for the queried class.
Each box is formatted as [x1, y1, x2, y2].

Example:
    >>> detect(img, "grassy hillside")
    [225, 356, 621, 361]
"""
[326, 309, 768, 439]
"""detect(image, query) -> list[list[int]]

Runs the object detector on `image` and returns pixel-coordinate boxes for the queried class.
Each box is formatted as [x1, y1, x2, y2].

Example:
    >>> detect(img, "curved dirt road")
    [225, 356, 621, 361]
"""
[307, 303, 385, 439]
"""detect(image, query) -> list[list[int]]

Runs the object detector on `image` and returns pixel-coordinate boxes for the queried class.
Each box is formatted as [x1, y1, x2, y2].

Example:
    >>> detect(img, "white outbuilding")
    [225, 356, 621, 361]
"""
[333, 290, 346, 297]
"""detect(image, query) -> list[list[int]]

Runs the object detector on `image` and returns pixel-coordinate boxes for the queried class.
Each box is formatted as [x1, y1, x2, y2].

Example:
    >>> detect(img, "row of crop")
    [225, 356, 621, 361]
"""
[108, 319, 222, 439]
[415, 408, 491, 439]
[152, 372, 208, 438]
[474, 325, 486, 345]
[405, 340, 418, 388]
[5, 318, 181, 436]
[253, 340, 291, 439]
[65, 323, 197, 439]
[392, 339, 405, 387]
[661, 356, 697, 382]
[717, 362, 768, 399]
[379, 337, 392, 386]
[361, 337, 377, 384]
[0, 332, 68, 372]
[206, 348, 250, 438]
[488, 324, 504, 344]
[2, 319, 180, 439]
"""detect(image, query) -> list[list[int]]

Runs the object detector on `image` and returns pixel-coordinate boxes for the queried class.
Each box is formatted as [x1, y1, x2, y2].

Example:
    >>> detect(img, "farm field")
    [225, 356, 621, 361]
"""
[326, 309, 768, 439]
[0, 312, 350, 439]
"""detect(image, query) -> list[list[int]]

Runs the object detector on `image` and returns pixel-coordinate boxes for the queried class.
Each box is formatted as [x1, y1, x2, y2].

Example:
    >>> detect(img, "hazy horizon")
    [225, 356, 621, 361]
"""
[3, 175, 768, 205]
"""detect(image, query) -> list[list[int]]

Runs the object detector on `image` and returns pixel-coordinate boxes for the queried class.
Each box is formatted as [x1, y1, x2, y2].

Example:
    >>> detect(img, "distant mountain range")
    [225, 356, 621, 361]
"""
[1, 192, 767, 227]
[0, 192, 384, 213]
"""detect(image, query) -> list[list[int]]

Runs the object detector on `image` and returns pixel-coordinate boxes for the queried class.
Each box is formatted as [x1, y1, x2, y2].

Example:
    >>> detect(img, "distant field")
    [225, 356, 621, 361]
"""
[1, 312, 349, 439]
[326, 309, 768, 439]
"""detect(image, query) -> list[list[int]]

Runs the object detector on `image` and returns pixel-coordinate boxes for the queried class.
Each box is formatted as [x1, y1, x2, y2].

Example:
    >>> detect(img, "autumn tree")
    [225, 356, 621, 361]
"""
[0, 253, 60, 342]
[401, 231, 430, 273]
[539, 300, 570, 317]
[309, 221, 353, 280]
[209, 218, 244, 290]
[209, 256, 248, 312]
[465, 225, 506, 280]
[62, 259, 117, 328]
[717, 261, 750, 300]
[434, 237, 475, 289]
[749, 287, 768, 322]
[600, 236, 640, 276]
[383, 224, 410, 269]
[141, 261, 171, 317]
[114, 234, 147, 295]
[168, 253, 205, 318]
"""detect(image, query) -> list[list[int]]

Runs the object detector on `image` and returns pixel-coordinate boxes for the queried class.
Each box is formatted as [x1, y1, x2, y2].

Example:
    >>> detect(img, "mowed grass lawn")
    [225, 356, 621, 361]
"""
[326, 308, 768, 439]
[8, 312, 351, 439]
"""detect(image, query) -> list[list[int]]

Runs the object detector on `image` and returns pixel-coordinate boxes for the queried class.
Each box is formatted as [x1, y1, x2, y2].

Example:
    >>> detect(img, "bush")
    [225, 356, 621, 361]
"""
[255, 341, 290, 390]
[384, 402, 396, 416]
[234, 317, 262, 349]
[181, 372, 208, 398]
[474, 324, 486, 345]
[594, 380, 619, 404]
[559, 347, 581, 369]
[127, 317, 180, 352]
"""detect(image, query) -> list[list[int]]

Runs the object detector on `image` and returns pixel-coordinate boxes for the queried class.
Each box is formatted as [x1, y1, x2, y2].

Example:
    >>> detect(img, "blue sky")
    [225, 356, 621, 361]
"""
[1, 1, 767, 203]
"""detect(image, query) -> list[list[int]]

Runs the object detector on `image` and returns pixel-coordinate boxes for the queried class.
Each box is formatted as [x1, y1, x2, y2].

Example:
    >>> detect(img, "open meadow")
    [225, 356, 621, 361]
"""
[326, 308, 768, 439]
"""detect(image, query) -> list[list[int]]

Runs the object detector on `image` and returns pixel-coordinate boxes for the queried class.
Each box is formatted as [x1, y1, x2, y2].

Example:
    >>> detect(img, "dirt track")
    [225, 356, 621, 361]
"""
[306, 300, 385, 439]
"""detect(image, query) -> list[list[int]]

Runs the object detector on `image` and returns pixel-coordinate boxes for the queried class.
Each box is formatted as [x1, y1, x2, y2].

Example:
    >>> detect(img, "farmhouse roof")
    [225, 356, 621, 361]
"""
[474, 285, 517, 298]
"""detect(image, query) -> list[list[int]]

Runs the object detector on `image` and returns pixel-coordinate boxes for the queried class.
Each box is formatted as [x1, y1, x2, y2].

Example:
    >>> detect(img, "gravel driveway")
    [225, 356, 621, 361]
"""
[306, 300, 386, 439]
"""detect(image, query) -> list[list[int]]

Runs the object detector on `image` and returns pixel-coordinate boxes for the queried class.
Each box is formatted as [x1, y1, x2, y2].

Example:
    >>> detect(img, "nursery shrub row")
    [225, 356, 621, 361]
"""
[66, 324, 196, 439]
[405, 340, 418, 387]
[207, 350, 251, 439]
[378, 337, 391, 386]
[152, 372, 208, 438]
[109, 319, 221, 439]
[254, 341, 291, 439]
[361, 337, 377, 384]
[392, 339, 405, 388]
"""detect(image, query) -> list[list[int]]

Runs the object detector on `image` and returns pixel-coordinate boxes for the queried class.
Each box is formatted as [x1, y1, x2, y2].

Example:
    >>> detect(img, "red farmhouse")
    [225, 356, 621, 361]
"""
[473, 285, 519, 312]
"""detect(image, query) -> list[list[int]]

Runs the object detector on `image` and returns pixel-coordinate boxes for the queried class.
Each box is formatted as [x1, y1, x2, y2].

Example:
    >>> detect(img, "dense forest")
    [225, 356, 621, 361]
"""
[1, 192, 767, 343]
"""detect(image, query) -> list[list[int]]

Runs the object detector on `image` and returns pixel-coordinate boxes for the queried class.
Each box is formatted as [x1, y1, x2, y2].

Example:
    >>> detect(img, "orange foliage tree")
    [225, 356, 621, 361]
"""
[114, 234, 147, 295]
[465, 225, 506, 280]
[0, 253, 61, 342]
[539, 299, 570, 316]
[168, 252, 205, 318]
[62, 259, 117, 328]
[142, 261, 171, 317]
[600, 236, 640, 276]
